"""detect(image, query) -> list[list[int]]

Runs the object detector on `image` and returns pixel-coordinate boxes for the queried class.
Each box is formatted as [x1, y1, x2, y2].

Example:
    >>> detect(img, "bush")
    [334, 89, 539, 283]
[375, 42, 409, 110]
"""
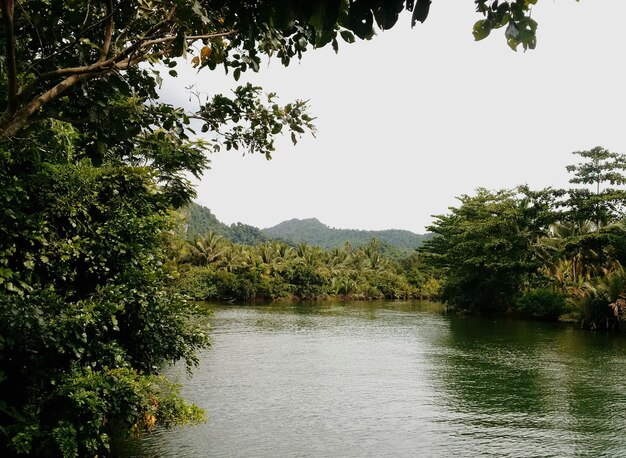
[515, 288, 568, 320]
[282, 264, 330, 300]
[367, 271, 414, 299]
[0, 160, 210, 456]
[175, 267, 219, 300]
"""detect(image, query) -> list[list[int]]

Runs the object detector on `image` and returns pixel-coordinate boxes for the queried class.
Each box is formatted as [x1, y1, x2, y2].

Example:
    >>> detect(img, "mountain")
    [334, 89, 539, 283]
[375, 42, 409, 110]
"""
[262, 218, 431, 251]
[184, 203, 268, 245]
[184, 203, 432, 252]
[185, 203, 229, 235]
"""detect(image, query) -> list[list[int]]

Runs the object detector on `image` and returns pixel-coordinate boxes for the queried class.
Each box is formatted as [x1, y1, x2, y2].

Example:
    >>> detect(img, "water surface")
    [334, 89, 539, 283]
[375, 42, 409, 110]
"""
[129, 301, 626, 457]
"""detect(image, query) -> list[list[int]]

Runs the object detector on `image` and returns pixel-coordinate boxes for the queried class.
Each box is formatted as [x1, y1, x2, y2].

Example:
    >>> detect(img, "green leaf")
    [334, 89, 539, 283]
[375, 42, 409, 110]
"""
[339, 30, 355, 44]
[348, 1, 374, 40]
[499, 13, 511, 28]
[472, 20, 491, 41]
[411, 0, 432, 27]
[373, 5, 400, 30]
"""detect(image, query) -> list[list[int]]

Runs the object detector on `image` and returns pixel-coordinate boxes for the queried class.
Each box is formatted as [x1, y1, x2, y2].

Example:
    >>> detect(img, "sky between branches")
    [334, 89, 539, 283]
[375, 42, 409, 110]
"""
[160, 0, 626, 233]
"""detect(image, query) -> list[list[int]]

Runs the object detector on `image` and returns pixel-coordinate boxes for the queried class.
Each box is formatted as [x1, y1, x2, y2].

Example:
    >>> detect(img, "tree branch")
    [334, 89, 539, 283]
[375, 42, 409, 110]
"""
[1, 0, 234, 139]
[1, 73, 94, 138]
[100, 0, 114, 61]
[114, 5, 176, 49]
[0, 47, 173, 138]
[18, 30, 236, 101]
[1, 0, 18, 115]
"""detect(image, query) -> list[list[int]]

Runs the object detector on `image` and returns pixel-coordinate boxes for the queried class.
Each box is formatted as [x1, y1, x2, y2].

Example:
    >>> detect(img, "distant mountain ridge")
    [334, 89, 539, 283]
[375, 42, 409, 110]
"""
[185, 203, 431, 251]
[262, 217, 431, 251]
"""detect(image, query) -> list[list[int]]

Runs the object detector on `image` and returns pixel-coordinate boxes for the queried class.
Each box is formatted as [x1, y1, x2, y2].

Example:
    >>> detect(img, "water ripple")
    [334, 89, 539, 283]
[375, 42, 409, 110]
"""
[126, 302, 626, 458]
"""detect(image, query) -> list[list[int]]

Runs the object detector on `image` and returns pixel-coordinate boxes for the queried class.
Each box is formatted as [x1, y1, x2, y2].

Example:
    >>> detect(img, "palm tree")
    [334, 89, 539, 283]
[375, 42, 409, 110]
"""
[536, 220, 598, 283]
[219, 243, 249, 273]
[186, 231, 228, 266]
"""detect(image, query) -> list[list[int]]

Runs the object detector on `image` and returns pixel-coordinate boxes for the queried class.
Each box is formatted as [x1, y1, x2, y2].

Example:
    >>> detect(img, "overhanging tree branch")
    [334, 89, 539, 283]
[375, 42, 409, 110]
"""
[2, 28, 236, 138]
[18, 30, 236, 99]
[0, 49, 169, 138]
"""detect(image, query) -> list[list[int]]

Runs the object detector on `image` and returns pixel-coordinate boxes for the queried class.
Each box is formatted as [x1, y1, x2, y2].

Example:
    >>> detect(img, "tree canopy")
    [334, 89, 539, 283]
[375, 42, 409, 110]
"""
[420, 188, 541, 314]
[0, 0, 546, 139]
[563, 147, 626, 229]
[420, 148, 626, 323]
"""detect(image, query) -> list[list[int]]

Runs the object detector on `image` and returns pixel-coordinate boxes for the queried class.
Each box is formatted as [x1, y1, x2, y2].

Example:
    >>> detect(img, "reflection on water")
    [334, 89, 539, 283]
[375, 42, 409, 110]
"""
[126, 301, 626, 457]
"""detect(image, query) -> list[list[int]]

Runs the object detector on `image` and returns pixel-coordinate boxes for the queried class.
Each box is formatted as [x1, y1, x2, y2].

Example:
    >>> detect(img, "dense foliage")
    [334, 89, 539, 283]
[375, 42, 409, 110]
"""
[0, 0, 327, 455]
[0, 148, 210, 456]
[421, 189, 541, 314]
[171, 234, 439, 302]
[421, 147, 626, 328]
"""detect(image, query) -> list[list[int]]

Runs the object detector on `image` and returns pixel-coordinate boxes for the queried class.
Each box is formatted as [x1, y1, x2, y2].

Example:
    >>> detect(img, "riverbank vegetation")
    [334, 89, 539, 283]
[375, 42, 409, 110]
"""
[171, 236, 440, 302]
[169, 147, 626, 334]
[420, 147, 626, 329]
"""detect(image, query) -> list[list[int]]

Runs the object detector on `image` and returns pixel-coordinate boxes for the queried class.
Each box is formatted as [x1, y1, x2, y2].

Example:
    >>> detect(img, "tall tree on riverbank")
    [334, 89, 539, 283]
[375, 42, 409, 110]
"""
[420, 189, 541, 314]
[564, 147, 626, 230]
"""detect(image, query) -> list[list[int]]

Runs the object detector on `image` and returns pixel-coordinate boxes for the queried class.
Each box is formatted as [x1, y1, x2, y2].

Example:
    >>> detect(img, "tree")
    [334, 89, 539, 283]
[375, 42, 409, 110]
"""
[0, 160, 210, 456]
[564, 146, 626, 230]
[0, 1, 321, 453]
[187, 231, 228, 265]
[567, 147, 626, 196]
[420, 189, 541, 314]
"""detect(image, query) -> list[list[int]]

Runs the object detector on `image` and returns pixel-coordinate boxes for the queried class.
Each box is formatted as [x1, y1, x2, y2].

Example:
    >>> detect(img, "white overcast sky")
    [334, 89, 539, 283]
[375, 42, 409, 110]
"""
[160, 0, 626, 234]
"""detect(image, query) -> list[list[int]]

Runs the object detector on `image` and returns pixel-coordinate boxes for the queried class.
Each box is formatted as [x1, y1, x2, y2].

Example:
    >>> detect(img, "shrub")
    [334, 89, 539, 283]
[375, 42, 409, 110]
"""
[516, 288, 568, 320]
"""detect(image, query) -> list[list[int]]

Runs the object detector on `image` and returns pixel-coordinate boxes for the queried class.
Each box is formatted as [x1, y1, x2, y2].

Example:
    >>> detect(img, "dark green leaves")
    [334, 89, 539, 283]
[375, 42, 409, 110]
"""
[309, 0, 342, 34]
[421, 188, 540, 314]
[473, 20, 491, 41]
[412, 0, 432, 26]
[473, 0, 538, 50]
[348, 0, 375, 40]
[340, 30, 356, 43]
[198, 84, 316, 160]
[373, 0, 405, 30]
[0, 155, 211, 454]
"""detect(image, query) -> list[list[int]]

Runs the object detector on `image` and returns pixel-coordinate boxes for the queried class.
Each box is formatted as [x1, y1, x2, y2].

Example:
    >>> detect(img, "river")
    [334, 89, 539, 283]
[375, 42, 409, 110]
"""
[127, 301, 626, 457]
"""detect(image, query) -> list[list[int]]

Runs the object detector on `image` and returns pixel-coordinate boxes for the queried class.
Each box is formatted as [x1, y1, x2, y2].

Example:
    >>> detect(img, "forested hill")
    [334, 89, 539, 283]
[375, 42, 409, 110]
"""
[184, 203, 268, 245]
[185, 204, 431, 251]
[262, 218, 431, 251]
